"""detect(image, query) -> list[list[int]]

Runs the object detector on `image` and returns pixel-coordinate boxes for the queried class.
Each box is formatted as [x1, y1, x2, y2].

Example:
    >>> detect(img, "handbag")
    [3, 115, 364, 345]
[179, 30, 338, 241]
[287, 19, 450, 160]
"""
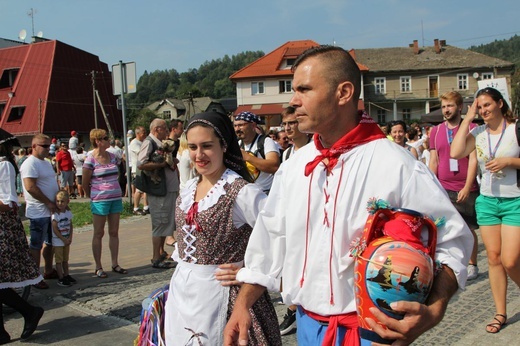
[134, 137, 167, 196]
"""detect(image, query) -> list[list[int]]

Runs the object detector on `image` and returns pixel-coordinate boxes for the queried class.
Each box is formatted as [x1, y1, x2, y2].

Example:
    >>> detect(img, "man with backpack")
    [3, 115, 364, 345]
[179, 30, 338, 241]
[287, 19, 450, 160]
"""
[234, 111, 280, 193]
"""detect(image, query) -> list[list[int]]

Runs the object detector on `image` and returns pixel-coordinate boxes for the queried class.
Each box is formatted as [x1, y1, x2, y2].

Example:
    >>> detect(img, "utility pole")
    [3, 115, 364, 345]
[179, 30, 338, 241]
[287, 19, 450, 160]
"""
[91, 70, 98, 128]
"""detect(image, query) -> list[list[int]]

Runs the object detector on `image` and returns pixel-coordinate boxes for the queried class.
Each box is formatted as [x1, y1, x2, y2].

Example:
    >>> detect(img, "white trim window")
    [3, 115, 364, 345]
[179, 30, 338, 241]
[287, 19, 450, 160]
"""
[279, 80, 292, 93]
[482, 72, 494, 80]
[457, 74, 468, 90]
[400, 76, 412, 93]
[375, 77, 386, 95]
[251, 81, 264, 95]
[377, 109, 386, 124]
[402, 108, 411, 121]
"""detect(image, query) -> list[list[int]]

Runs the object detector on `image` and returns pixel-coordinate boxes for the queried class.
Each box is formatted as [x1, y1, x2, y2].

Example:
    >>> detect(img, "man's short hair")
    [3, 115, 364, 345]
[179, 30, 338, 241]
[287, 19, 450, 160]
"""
[32, 134, 50, 144]
[440, 91, 463, 107]
[150, 118, 166, 132]
[169, 119, 183, 131]
[292, 45, 361, 103]
[135, 126, 145, 135]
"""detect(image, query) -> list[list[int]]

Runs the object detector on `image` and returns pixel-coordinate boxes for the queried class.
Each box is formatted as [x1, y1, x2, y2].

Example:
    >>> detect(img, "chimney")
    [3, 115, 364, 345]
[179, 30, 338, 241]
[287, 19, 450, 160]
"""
[434, 39, 441, 54]
[440, 40, 447, 47]
[412, 40, 419, 55]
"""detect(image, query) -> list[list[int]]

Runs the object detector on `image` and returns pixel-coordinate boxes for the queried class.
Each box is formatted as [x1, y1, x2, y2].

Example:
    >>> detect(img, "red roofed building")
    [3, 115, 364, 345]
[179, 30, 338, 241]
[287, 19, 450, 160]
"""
[0, 38, 122, 147]
[230, 40, 368, 128]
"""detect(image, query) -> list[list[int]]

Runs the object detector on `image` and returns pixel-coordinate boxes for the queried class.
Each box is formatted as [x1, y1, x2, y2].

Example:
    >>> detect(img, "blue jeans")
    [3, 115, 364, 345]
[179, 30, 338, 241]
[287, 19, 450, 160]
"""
[29, 217, 52, 250]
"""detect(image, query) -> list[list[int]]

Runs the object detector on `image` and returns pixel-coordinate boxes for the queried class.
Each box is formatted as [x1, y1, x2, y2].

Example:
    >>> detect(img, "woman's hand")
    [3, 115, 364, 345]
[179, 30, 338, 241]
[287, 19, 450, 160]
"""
[485, 157, 510, 173]
[216, 263, 242, 287]
[465, 99, 478, 123]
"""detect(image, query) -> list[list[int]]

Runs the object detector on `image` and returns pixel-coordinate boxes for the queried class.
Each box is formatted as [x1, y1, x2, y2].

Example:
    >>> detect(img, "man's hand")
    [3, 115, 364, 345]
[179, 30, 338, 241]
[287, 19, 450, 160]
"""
[366, 301, 437, 345]
[366, 266, 457, 345]
[224, 283, 266, 345]
[223, 305, 251, 345]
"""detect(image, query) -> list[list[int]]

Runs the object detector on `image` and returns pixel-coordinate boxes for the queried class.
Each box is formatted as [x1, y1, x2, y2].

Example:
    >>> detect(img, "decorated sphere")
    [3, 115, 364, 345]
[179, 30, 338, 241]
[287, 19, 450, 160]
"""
[363, 239, 434, 319]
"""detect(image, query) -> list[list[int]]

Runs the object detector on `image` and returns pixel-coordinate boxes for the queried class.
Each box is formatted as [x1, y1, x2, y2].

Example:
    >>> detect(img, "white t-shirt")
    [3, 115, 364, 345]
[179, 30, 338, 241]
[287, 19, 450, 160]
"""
[128, 138, 143, 173]
[471, 122, 520, 198]
[239, 135, 279, 192]
[69, 136, 78, 150]
[177, 150, 196, 189]
[20, 155, 59, 218]
[51, 210, 72, 246]
[71, 151, 86, 176]
[106, 146, 123, 165]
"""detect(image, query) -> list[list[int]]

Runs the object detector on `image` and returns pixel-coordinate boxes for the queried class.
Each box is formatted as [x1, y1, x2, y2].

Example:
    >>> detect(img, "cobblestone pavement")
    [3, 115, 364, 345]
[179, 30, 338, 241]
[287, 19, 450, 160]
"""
[8, 216, 519, 345]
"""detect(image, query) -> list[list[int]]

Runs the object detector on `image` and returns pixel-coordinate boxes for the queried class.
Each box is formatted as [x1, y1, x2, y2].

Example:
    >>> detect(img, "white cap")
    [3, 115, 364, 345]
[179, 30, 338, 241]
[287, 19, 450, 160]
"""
[127, 130, 134, 137]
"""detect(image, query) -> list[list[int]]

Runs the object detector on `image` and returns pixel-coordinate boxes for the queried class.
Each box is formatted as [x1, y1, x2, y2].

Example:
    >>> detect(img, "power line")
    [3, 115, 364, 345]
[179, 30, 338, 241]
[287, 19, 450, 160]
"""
[449, 31, 520, 45]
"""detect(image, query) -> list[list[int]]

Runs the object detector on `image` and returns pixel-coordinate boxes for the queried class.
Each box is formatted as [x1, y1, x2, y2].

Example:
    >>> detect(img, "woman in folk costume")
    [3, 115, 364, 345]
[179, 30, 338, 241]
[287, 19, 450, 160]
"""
[164, 112, 281, 345]
[0, 129, 44, 343]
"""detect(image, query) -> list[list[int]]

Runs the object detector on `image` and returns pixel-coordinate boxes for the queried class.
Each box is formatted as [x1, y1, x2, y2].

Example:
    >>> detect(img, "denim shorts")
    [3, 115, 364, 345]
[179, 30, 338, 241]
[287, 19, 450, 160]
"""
[475, 195, 520, 226]
[90, 199, 123, 216]
[29, 217, 52, 250]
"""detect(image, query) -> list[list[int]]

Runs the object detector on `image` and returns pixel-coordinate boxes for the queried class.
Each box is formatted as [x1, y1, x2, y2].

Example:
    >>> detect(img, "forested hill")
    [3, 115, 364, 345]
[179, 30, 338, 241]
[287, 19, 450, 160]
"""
[126, 50, 264, 109]
[468, 34, 520, 66]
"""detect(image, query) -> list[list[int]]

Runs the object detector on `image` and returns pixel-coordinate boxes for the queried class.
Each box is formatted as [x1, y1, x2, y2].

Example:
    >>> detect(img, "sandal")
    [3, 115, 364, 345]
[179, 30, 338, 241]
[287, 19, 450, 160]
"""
[152, 259, 175, 269]
[95, 268, 108, 278]
[486, 313, 507, 333]
[160, 252, 170, 261]
[112, 265, 128, 274]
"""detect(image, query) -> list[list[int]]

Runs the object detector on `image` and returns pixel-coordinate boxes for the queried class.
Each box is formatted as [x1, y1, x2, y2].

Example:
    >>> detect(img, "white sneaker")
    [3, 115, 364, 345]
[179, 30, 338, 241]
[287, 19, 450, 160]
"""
[467, 264, 478, 280]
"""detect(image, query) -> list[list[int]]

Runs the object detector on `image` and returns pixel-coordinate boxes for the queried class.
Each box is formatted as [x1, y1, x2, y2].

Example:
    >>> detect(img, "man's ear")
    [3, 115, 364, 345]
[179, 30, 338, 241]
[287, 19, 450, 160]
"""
[337, 81, 355, 106]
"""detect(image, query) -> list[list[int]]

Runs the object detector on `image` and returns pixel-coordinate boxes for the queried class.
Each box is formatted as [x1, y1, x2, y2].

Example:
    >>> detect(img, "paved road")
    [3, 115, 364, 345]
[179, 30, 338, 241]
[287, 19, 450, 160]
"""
[4, 214, 519, 345]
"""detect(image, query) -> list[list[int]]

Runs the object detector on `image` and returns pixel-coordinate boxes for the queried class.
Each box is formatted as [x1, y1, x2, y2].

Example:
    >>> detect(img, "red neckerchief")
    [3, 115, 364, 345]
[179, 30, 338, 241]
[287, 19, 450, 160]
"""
[304, 111, 386, 176]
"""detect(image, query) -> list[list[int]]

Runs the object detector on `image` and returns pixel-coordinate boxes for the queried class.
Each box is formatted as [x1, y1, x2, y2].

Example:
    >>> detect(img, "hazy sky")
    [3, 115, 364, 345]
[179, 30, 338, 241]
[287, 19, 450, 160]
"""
[2, 0, 519, 79]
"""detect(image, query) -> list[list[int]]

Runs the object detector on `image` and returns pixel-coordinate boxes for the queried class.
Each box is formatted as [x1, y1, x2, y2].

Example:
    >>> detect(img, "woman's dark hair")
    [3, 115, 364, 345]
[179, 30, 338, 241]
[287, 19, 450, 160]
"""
[476, 87, 514, 123]
[407, 127, 418, 140]
[187, 112, 254, 183]
[386, 120, 407, 135]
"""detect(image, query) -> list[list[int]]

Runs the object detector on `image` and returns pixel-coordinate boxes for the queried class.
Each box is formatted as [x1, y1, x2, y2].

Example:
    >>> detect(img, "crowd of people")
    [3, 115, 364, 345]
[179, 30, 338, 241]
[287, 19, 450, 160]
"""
[1, 45, 519, 345]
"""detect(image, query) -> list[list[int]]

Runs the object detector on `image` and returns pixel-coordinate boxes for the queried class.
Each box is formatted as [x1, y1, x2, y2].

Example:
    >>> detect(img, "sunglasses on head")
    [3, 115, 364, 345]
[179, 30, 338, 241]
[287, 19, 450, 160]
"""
[476, 87, 503, 99]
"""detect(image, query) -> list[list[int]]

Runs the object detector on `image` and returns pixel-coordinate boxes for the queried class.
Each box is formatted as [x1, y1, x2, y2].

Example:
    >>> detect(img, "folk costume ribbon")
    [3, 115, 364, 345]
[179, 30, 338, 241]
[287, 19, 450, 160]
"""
[304, 111, 386, 176]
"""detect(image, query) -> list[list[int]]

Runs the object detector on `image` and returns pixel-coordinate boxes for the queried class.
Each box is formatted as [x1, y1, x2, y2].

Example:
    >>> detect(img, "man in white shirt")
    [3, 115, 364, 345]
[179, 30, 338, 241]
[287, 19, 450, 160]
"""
[138, 119, 179, 269]
[20, 134, 60, 289]
[128, 126, 149, 215]
[224, 46, 473, 345]
[234, 111, 280, 193]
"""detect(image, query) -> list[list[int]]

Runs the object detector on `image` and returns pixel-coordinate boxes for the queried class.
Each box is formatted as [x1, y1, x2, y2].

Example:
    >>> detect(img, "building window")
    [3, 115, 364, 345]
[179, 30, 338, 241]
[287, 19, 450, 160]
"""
[482, 72, 494, 80]
[457, 74, 468, 90]
[251, 82, 264, 95]
[279, 80, 292, 93]
[0, 103, 5, 120]
[400, 76, 412, 93]
[403, 108, 411, 121]
[0, 68, 20, 89]
[375, 77, 386, 95]
[377, 109, 386, 124]
[7, 106, 25, 122]
[163, 110, 171, 119]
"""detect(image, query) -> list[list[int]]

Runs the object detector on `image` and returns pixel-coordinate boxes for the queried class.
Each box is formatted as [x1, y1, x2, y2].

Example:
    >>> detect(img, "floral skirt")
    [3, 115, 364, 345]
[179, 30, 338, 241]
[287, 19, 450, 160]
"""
[0, 209, 42, 289]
